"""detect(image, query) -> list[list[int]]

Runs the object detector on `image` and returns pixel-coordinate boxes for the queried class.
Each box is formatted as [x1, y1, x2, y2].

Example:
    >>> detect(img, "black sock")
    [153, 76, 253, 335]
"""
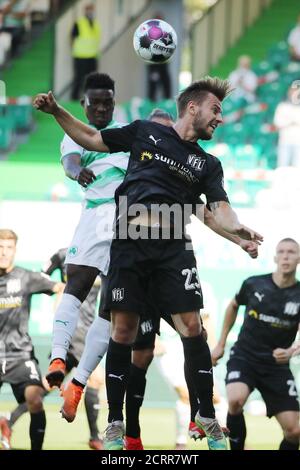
[184, 361, 199, 422]
[30, 410, 46, 450]
[181, 335, 215, 419]
[125, 364, 147, 438]
[84, 387, 100, 441]
[279, 438, 299, 450]
[9, 402, 28, 427]
[106, 338, 132, 422]
[226, 412, 246, 450]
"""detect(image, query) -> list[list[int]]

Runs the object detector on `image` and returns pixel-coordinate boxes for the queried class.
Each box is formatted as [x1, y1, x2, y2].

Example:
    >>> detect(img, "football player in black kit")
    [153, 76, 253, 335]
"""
[0, 229, 64, 450]
[212, 238, 300, 450]
[2, 248, 104, 450]
[33, 77, 263, 450]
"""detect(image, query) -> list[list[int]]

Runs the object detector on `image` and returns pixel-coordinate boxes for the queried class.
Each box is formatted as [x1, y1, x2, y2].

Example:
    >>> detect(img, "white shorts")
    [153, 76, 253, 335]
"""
[65, 202, 116, 275]
[156, 337, 186, 389]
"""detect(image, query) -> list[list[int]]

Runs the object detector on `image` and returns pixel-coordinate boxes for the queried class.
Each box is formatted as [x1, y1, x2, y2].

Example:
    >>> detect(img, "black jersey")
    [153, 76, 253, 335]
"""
[101, 120, 229, 227]
[234, 274, 300, 365]
[0, 267, 56, 360]
[44, 249, 100, 360]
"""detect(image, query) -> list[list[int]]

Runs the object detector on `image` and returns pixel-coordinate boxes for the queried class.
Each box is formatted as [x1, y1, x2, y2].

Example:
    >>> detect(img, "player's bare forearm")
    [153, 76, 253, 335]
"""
[203, 207, 258, 258]
[53, 106, 105, 152]
[33, 92, 108, 152]
[210, 201, 263, 243]
[211, 300, 238, 365]
[219, 299, 239, 348]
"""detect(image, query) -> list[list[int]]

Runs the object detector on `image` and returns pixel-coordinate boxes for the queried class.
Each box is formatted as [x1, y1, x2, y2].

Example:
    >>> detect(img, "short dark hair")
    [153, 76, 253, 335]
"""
[148, 108, 174, 121]
[277, 238, 299, 247]
[83, 72, 115, 94]
[177, 76, 232, 117]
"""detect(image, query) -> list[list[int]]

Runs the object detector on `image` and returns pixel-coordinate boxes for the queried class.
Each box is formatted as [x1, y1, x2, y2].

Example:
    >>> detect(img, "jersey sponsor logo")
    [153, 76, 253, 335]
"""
[68, 246, 78, 257]
[248, 309, 259, 319]
[112, 288, 124, 302]
[284, 302, 300, 316]
[249, 312, 292, 328]
[6, 279, 21, 294]
[140, 319, 153, 335]
[254, 292, 264, 302]
[140, 151, 153, 161]
[186, 155, 206, 171]
[227, 371, 241, 381]
[154, 153, 199, 184]
[0, 295, 22, 309]
[149, 135, 162, 146]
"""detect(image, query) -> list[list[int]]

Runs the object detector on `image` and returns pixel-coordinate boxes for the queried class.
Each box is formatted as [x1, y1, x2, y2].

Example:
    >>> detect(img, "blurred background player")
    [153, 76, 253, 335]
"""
[274, 84, 300, 168]
[0, 229, 64, 450]
[287, 13, 300, 63]
[228, 55, 258, 105]
[212, 238, 300, 451]
[3, 247, 104, 450]
[0, 0, 30, 58]
[46, 72, 128, 397]
[71, 3, 101, 100]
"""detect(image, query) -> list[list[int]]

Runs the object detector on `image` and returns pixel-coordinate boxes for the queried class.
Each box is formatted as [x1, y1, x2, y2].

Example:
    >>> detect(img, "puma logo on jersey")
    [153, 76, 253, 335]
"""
[149, 135, 162, 145]
[55, 319, 69, 327]
[198, 368, 213, 375]
[254, 292, 264, 302]
[108, 374, 124, 381]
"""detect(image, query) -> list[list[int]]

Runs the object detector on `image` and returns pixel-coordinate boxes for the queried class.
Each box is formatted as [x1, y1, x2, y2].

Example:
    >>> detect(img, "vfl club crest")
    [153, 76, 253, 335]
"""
[112, 288, 124, 302]
[6, 279, 21, 294]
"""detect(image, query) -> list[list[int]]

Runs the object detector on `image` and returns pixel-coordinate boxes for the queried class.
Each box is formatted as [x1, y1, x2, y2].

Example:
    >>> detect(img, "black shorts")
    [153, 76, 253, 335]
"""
[0, 357, 44, 404]
[100, 273, 160, 350]
[105, 237, 203, 316]
[225, 349, 300, 417]
[99, 271, 182, 350]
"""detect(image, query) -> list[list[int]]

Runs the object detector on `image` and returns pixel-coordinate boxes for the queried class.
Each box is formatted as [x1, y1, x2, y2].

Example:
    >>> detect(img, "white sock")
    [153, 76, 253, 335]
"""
[74, 317, 110, 386]
[51, 293, 82, 361]
[175, 399, 189, 445]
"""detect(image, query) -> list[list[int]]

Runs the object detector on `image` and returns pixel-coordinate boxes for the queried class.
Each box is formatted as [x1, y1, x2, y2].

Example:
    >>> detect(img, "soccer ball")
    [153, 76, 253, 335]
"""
[133, 19, 177, 64]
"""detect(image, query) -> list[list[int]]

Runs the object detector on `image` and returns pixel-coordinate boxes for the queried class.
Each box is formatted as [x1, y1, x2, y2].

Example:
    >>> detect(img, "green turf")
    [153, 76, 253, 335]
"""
[1, 403, 282, 450]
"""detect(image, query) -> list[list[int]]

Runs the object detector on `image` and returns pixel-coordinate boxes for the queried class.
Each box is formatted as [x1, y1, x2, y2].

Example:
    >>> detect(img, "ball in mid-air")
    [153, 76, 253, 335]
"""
[133, 19, 177, 64]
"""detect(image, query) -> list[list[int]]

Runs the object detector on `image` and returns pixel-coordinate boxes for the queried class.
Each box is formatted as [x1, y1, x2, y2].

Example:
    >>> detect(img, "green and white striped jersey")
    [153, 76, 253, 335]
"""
[60, 120, 129, 208]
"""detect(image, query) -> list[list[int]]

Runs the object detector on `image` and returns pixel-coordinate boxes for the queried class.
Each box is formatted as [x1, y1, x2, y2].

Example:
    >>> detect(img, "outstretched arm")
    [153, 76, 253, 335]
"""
[211, 298, 239, 366]
[202, 206, 259, 258]
[209, 201, 263, 243]
[33, 91, 108, 152]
